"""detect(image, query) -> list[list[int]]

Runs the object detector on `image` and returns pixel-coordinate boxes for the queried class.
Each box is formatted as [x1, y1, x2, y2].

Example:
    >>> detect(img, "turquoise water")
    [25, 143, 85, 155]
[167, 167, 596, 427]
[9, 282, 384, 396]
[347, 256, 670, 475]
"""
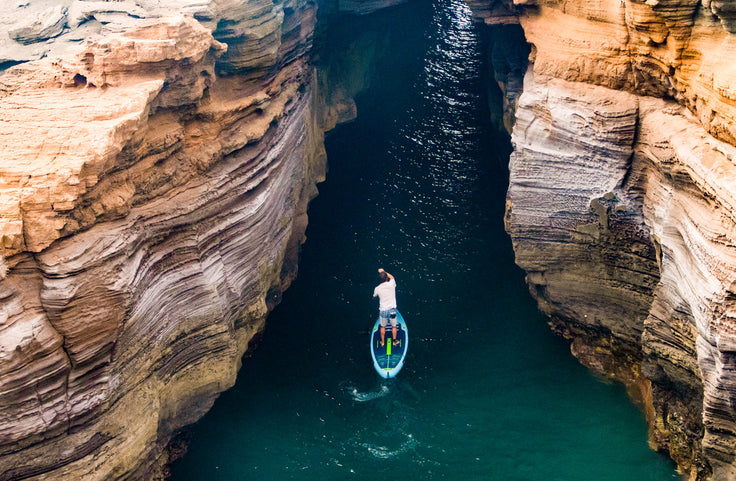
[170, 1, 679, 479]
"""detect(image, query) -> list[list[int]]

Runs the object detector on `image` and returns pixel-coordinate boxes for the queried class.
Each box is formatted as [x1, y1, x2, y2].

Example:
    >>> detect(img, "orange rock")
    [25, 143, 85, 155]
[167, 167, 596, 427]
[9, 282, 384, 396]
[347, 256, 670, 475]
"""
[0, 3, 325, 479]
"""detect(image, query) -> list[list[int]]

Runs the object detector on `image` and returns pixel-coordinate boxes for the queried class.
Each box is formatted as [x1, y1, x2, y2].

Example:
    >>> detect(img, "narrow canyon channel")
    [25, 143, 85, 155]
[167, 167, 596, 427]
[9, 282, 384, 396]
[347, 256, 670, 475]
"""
[170, 1, 679, 479]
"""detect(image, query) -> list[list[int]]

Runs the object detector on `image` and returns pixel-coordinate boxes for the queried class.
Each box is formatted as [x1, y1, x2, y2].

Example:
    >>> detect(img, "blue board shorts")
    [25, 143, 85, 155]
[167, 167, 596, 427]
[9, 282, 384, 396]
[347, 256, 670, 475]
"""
[380, 308, 398, 327]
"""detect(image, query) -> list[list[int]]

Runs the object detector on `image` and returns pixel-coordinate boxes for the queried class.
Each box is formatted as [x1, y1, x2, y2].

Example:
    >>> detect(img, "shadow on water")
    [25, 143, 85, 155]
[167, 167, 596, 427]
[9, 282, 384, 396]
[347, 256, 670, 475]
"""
[170, 0, 679, 479]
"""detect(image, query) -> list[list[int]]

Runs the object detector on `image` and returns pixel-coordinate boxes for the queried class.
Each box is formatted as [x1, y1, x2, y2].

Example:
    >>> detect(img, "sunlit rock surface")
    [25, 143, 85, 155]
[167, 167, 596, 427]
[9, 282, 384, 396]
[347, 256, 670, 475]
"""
[0, 1, 326, 479]
[505, 72, 707, 476]
[474, 0, 736, 478]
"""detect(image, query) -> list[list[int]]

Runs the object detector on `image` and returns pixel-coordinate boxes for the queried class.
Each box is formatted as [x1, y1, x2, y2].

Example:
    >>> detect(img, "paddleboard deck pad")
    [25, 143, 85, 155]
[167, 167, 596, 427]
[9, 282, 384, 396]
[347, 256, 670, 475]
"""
[370, 310, 408, 378]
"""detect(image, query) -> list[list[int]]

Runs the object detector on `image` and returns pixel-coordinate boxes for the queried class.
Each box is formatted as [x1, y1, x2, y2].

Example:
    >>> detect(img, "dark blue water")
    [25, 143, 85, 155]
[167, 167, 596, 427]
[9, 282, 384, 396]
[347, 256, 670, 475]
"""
[170, 1, 679, 479]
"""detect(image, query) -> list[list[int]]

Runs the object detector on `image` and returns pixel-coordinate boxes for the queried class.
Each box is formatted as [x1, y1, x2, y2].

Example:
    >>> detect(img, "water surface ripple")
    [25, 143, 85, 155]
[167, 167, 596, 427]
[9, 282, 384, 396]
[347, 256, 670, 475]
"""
[171, 1, 679, 479]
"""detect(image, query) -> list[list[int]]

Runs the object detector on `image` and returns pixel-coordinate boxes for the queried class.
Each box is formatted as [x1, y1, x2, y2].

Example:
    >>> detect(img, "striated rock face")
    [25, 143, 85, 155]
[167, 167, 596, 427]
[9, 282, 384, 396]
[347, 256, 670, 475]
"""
[0, 1, 318, 77]
[505, 72, 707, 475]
[633, 96, 736, 479]
[517, 0, 736, 147]
[0, 1, 326, 479]
[472, 0, 736, 478]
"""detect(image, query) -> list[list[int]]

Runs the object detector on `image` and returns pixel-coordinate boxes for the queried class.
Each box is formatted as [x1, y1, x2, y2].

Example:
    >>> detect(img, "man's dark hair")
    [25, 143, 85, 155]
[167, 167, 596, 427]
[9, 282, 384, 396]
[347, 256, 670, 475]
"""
[379, 271, 389, 283]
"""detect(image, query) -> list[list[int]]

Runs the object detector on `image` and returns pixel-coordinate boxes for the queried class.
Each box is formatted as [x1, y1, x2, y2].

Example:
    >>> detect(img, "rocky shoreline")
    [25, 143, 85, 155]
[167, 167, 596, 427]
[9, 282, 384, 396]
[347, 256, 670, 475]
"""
[468, 0, 736, 478]
[4, 0, 736, 479]
[0, 2, 325, 479]
[0, 0, 415, 478]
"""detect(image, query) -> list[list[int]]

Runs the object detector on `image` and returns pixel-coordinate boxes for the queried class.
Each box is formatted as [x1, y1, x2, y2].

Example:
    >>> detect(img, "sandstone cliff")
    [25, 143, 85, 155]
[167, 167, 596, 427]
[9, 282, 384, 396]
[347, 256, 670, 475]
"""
[0, 1, 326, 479]
[470, 0, 736, 478]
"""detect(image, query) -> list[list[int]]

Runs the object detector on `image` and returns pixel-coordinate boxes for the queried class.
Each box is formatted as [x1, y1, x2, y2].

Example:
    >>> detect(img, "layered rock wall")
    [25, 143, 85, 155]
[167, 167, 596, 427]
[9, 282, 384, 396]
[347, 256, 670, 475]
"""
[0, 1, 326, 479]
[473, 0, 736, 478]
[505, 72, 708, 476]
[0, 0, 411, 477]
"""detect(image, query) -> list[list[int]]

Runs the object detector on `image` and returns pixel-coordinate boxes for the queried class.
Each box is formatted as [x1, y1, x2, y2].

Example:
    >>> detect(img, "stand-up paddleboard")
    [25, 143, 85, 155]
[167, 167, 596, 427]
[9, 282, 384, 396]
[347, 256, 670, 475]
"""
[370, 310, 408, 378]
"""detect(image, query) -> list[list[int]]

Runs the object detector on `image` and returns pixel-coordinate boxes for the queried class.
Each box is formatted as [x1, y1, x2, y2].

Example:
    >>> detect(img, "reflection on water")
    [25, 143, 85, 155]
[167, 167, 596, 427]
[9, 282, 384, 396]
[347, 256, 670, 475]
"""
[375, 2, 490, 279]
[170, 1, 678, 480]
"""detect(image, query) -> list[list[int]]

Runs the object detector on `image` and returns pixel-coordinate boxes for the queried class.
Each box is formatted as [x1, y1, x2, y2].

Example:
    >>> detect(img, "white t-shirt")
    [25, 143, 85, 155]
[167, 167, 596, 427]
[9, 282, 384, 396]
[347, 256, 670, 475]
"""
[373, 279, 397, 311]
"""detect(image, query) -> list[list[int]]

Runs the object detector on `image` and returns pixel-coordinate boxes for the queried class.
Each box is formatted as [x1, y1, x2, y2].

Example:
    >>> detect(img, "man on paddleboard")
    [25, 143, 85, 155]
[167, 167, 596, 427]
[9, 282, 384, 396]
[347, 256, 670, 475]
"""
[373, 268, 398, 347]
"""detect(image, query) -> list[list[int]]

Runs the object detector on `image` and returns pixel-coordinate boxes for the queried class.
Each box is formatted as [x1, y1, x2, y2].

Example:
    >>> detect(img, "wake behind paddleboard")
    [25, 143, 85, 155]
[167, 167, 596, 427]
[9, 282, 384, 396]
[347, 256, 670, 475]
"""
[370, 310, 408, 378]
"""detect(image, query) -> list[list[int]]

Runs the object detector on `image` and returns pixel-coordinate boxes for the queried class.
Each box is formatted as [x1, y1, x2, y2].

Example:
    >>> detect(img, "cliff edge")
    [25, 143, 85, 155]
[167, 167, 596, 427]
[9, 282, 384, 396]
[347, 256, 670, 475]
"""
[0, 1, 324, 479]
[469, 0, 736, 478]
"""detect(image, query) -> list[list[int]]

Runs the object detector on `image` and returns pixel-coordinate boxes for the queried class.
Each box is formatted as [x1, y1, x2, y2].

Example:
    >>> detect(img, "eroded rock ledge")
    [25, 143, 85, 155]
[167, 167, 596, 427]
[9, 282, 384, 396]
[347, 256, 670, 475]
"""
[0, 0, 407, 478]
[467, 0, 736, 478]
[0, 1, 327, 479]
